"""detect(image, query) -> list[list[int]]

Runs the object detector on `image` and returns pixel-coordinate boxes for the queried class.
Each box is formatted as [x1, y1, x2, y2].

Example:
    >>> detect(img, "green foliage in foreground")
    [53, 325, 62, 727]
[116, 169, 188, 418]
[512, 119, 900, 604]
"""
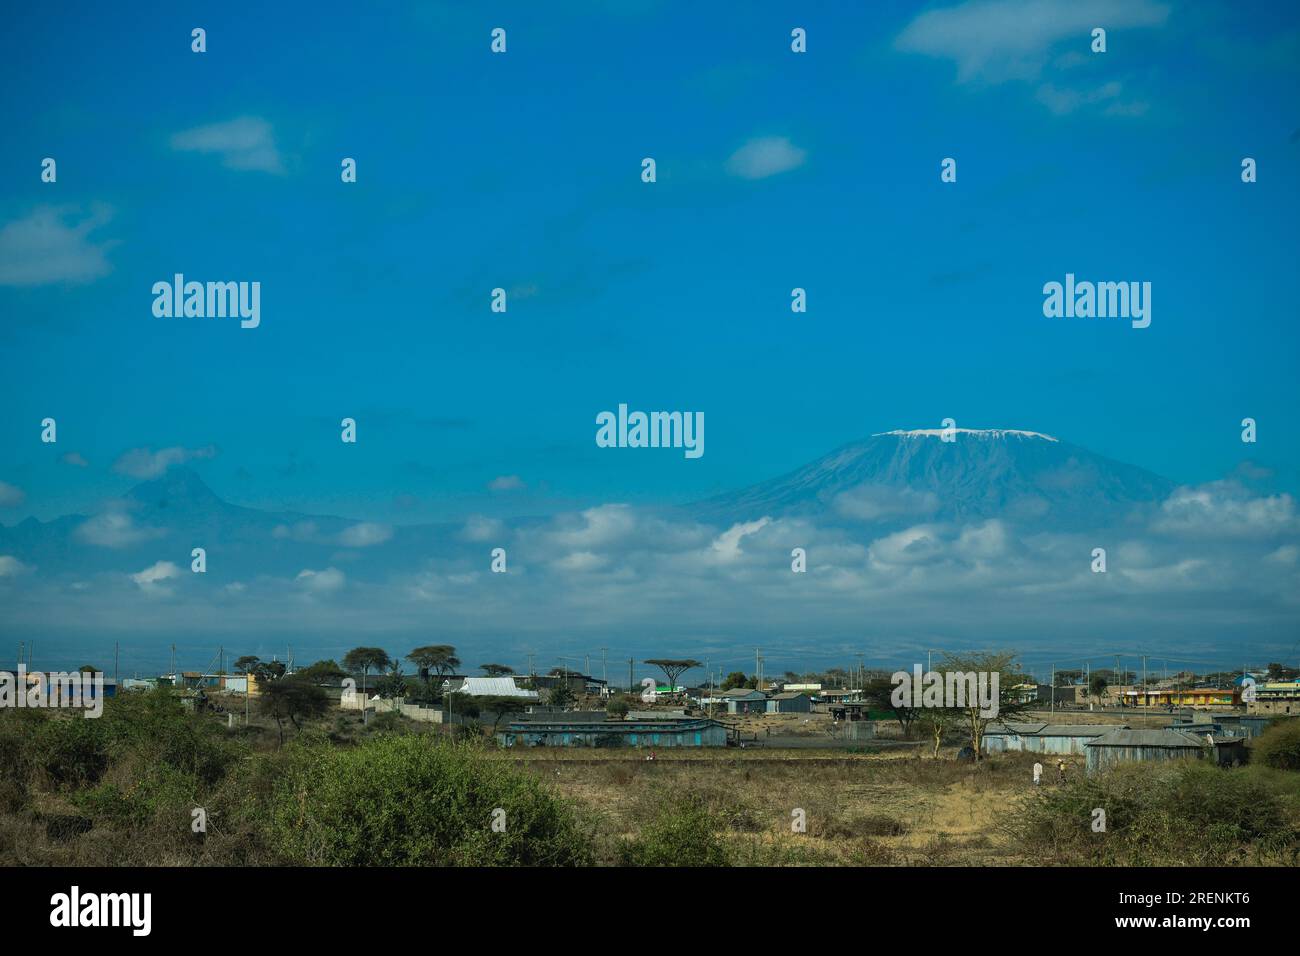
[1254, 719, 1300, 771]
[267, 735, 594, 866]
[619, 791, 730, 867]
[1010, 759, 1300, 865]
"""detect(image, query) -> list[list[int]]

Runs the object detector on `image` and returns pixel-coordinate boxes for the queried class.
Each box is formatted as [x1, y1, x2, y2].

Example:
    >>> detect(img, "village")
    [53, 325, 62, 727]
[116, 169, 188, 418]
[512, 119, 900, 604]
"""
[17, 647, 1293, 774]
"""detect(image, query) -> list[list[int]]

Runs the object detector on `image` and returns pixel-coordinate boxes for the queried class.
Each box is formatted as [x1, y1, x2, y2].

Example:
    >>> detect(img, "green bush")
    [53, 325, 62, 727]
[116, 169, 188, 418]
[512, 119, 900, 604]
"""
[1254, 719, 1300, 771]
[620, 792, 730, 867]
[36, 715, 109, 789]
[99, 689, 243, 786]
[72, 763, 200, 831]
[267, 735, 593, 866]
[1011, 760, 1298, 865]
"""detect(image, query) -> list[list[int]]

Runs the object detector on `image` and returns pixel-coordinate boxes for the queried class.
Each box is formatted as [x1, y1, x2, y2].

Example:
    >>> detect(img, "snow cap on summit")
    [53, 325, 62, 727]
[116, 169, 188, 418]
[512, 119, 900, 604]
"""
[873, 428, 1059, 442]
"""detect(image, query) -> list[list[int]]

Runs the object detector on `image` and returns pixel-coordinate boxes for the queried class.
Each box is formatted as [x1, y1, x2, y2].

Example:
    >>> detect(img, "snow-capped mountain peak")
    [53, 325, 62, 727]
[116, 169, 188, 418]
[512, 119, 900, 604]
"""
[873, 427, 1059, 442]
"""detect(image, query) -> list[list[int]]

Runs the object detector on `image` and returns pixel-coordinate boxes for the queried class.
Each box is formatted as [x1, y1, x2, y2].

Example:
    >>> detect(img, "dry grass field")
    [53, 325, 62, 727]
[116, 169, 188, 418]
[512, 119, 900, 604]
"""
[506, 747, 1055, 865]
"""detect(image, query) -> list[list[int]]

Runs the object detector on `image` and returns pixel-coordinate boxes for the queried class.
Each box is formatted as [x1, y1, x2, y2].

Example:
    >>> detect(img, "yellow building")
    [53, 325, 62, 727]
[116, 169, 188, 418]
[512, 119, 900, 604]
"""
[1121, 687, 1239, 708]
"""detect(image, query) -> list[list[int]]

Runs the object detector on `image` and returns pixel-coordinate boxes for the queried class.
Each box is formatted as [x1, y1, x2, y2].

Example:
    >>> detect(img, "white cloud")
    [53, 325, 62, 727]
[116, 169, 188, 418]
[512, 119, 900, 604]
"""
[338, 522, 393, 547]
[725, 136, 807, 180]
[272, 521, 318, 542]
[76, 511, 166, 549]
[552, 551, 607, 572]
[296, 567, 345, 594]
[868, 525, 947, 566]
[1035, 80, 1123, 115]
[710, 518, 771, 562]
[460, 515, 503, 542]
[1153, 482, 1297, 538]
[0, 481, 25, 507]
[61, 452, 89, 468]
[0, 556, 30, 577]
[487, 475, 526, 492]
[131, 560, 180, 595]
[112, 445, 217, 479]
[834, 484, 939, 521]
[895, 0, 1169, 84]
[170, 116, 284, 174]
[0, 205, 115, 287]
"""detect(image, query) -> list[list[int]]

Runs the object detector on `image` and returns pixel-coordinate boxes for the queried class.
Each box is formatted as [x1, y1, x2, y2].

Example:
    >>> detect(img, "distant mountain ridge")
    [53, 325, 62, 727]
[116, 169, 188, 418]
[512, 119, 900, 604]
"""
[0, 430, 1180, 580]
[689, 428, 1175, 527]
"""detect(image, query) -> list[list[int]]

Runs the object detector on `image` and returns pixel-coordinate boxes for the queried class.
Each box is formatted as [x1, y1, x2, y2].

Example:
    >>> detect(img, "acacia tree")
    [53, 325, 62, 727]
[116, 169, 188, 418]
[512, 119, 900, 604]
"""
[373, 664, 408, 701]
[937, 650, 1030, 759]
[475, 696, 529, 734]
[254, 660, 286, 682]
[644, 659, 702, 693]
[407, 645, 460, 696]
[259, 677, 330, 745]
[720, 671, 749, 691]
[299, 660, 347, 684]
[480, 663, 514, 677]
[1088, 673, 1109, 702]
[548, 681, 576, 709]
[344, 647, 392, 703]
[864, 676, 919, 736]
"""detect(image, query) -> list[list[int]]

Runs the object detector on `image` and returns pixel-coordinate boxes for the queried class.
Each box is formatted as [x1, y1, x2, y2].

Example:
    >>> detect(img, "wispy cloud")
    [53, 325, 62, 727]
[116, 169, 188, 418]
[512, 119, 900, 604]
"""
[76, 511, 166, 549]
[0, 481, 25, 507]
[487, 475, 526, 492]
[0, 205, 116, 287]
[169, 116, 284, 174]
[61, 452, 89, 468]
[338, 522, 393, 547]
[112, 445, 217, 479]
[895, 0, 1169, 84]
[725, 136, 807, 180]
[296, 567, 345, 594]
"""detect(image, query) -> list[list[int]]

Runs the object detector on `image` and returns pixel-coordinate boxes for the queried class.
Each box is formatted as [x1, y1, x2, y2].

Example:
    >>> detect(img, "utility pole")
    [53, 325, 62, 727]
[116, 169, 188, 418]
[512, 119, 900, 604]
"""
[1050, 662, 1055, 714]
[171, 643, 176, 680]
[628, 658, 634, 694]
[600, 647, 607, 686]
[755, 648, 761, 691]
[1142, 655, 1148, 722]
[17, 642, 22, 671]
[114, 642, 119, 684]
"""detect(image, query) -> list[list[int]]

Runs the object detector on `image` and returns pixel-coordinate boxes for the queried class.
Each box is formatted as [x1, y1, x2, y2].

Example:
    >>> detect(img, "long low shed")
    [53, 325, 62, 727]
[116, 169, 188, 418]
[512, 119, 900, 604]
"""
[982, 722, 1118, 755]
[498, 716, 729, 748]
[1084, 728, 1210, 773]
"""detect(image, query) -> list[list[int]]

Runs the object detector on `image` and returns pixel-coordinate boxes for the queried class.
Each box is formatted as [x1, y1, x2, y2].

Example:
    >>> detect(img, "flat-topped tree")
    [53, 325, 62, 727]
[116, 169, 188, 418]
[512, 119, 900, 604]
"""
[407, 645, 460, 693]
[644, 659, 702, 692]
[344, 647, 391, 700]
[480, 663, 515, 677]
[299, 659, 347, 685]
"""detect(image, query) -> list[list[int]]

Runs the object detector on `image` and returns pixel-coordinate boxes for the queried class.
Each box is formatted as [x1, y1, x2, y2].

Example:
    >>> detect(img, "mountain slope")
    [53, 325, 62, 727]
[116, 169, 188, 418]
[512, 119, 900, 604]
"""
[689, 428, 1175, 527]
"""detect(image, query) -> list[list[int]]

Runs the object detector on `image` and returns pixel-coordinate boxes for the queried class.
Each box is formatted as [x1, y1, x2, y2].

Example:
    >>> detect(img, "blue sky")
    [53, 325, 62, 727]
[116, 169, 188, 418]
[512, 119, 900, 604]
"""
[1, 1, 1298, 675]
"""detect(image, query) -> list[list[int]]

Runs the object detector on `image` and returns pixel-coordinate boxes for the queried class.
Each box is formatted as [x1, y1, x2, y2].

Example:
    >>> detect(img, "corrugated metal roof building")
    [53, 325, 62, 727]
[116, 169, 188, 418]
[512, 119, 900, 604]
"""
[983, 722, 1117, 755]
[498, 715, 728, 748]
[450, 677, 539, 699]
[765, 692, 812, 714]
[1084, 728, 1209, 773]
